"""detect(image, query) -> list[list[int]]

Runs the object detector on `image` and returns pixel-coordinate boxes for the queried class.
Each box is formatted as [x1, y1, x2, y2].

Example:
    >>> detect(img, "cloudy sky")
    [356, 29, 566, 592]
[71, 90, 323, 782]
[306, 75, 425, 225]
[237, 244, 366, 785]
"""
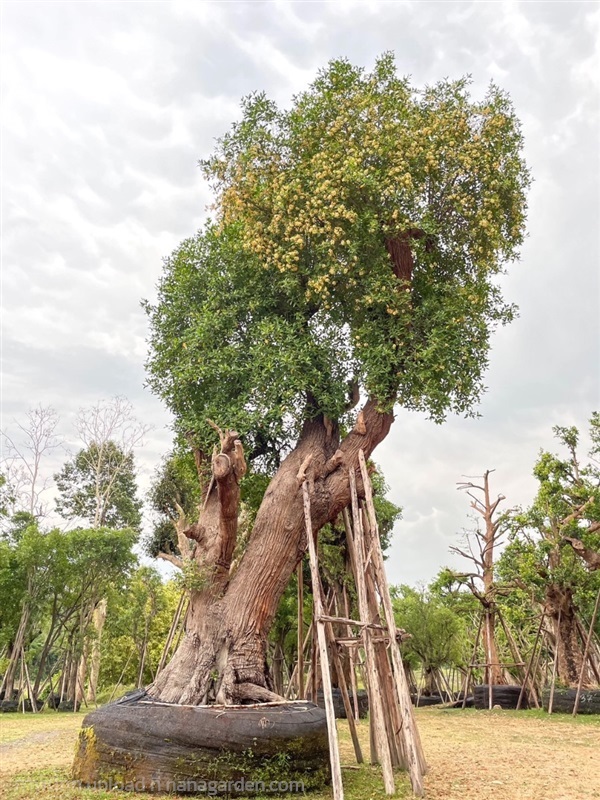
[2, 0, 598, 586]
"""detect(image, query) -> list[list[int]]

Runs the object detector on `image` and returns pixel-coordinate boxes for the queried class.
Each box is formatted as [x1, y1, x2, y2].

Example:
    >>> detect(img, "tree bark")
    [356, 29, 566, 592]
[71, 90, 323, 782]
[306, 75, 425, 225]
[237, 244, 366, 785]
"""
[1, 604, 30, 701]
[88, 599, 107, 703]
[149, 401, 393, 705]
[545, 583, 592, 687]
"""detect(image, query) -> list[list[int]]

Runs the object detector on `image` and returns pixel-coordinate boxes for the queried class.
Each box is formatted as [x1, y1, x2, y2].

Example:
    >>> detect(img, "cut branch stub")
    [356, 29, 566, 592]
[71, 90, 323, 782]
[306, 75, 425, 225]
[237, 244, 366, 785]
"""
[213, 453, 233, 480]
[211, 431, 246, 481]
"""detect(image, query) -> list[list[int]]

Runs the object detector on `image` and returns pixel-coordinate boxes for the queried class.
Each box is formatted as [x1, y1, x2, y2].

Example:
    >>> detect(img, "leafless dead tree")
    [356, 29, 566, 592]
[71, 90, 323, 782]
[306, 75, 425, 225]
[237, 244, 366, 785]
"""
[1, 405, 62, 518]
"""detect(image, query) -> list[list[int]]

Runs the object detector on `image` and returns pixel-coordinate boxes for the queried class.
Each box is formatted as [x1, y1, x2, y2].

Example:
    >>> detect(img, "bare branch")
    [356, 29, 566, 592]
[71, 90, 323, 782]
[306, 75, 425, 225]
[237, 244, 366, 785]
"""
[1, 405, 62, 517]
[157, 551, 184, 570]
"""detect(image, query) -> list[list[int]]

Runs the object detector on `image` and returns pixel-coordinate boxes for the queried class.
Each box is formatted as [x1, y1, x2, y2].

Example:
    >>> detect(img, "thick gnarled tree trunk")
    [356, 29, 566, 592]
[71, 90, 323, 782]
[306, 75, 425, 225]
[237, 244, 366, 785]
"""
[545, 583, 593, 688]
[149, 401, 392, 705]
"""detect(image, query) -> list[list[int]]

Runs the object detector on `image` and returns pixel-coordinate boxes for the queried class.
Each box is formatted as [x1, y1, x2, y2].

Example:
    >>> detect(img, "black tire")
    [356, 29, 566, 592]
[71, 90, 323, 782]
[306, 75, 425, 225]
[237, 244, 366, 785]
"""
[0, 699, 33, 712]
[44, 693, 61, 710]
[57, 700, 80, 712]
[411, 694, 443, 707]
[542, 688, 600, 715]
[73, 698, 331, 793]
[446, 695, 475, 708]
[316, 688, 369, 719]
[473, 684, 528, 710]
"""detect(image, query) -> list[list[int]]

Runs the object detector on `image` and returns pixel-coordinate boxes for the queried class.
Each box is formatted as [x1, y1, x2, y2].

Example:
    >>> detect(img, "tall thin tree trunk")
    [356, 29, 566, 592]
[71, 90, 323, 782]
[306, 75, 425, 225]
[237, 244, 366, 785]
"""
[88, 599, 108, 704]
[1, 604, 30, 701]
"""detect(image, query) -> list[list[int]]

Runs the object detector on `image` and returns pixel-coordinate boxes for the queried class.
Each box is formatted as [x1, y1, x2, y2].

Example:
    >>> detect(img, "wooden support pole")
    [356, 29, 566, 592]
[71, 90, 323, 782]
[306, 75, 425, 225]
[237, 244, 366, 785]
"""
[107, 649, 135, 704]
[19, 655, 25, 713]
[22, 650, 38, 713]
[517, 613, 545, 710]
[359, 450, 426, 794]
[302, 482, 344, 800]
[349, 469, 395, 795]
[573, 588, 600, 717]
[156, 592, 187, 679]
[297, 561, 305, 700]
[311, 621, 319, 702]
[285, 622, 313, 700]
[342, 584, 360, 721]
[530, 624, 548, 701]
[484, 609, 494, 710]
[548, 608, 561, 715]
[575, 616, 600, 684]
[497, 608, 539, 708]
[323, 621, 364, 764]
[343, 506, 377, 762]
[461, 615, 484, 708]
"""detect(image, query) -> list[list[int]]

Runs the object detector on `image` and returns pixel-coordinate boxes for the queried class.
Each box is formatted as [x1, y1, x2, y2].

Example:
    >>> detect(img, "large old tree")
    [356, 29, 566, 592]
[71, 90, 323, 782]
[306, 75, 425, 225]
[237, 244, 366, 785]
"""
[499, 418, 600, 687]
[144, 56, 530, 705]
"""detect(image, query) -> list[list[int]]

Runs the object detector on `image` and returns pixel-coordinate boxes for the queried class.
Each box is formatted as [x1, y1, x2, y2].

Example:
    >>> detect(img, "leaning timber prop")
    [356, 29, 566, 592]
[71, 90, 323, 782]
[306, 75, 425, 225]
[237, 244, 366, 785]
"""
[298, 451, 426, 798]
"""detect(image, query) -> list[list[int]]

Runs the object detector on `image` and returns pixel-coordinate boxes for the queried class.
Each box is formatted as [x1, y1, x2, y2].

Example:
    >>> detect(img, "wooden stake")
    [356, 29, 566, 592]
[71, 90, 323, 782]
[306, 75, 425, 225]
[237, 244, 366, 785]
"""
[22, 650, 37, 713]
[323, 620, 364, 763]
[517, 613, 545, 710]
[462, 612, 483, 708]
[548, 608, 561, 715]
[285, 622, 313, 700]
[349, 469, 395, 795]
[342, 585, 360, 721]
[359, 450, 426, 793]
[573, 588, 600, 717]
[19, 654, 25, 713]
[484, 610, 494, 710]
[497, 608, 539, 708]
[575, 616, 600, 684]
[156, 592, 187, 678]
[302, 481, 344, 800]
[297, 561, 305, 700]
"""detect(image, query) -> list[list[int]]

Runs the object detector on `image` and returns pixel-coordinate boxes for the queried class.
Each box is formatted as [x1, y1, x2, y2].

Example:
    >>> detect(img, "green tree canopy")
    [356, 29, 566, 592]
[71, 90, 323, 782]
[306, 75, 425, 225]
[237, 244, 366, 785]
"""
[498, 415, 600, 618]
[392, 585, 466, 675]
[145, 54, 530, 466]
[55, 441, 142, 531]
[146, 449, 201, 559]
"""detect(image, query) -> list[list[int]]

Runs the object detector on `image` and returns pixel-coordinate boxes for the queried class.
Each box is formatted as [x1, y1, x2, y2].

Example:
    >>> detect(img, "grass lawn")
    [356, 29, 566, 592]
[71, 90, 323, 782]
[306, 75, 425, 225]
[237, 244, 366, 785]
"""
[1, 706, 599, 799]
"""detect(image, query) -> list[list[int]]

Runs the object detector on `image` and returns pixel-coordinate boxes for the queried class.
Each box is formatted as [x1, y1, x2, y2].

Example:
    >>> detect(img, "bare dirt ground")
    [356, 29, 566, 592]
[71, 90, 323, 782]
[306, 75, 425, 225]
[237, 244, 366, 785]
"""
[414, 708, 600, 800]
[1, 707, 598, 799]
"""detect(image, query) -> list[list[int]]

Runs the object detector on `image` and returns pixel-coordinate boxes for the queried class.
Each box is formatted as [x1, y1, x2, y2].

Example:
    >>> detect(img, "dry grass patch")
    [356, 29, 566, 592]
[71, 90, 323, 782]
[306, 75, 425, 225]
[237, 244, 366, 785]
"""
[416, 708, 600, 800]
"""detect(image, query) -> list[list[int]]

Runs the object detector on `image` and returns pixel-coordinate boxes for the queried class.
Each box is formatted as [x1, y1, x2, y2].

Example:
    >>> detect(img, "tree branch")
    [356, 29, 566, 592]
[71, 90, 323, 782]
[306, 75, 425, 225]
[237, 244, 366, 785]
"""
[562, 537, 600, 571]
[157, 551, 184, 570]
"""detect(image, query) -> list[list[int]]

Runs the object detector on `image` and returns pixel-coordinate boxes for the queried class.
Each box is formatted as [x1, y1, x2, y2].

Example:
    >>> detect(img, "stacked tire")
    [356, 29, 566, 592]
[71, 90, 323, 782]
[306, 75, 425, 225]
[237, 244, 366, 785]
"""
[316, 688, 369, 718]
[73, 698, 331, 792]
[0, 699, 33, 712]
[410, 694, 443, 707]
[57, 700, 80, 712]
[542, 688, 600, 715]
[473, 684, 527, 710]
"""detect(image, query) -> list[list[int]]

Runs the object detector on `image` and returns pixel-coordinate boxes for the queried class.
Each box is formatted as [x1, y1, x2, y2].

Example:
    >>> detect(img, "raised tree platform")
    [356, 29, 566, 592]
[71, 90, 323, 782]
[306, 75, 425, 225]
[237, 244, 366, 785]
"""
[541, 688, 600, 715]
[72, 695, 330, 794]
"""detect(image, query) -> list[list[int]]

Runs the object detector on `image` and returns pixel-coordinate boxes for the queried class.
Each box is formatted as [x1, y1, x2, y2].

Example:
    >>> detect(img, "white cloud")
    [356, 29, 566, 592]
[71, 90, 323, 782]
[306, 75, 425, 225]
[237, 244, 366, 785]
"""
[1, 0, 598, 585]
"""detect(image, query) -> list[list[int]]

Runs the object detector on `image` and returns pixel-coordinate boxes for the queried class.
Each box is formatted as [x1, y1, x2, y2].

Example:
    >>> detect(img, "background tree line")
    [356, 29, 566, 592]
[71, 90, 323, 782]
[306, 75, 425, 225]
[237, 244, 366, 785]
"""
[2, 397, 598, 709]
[0, 398, 178, 710]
